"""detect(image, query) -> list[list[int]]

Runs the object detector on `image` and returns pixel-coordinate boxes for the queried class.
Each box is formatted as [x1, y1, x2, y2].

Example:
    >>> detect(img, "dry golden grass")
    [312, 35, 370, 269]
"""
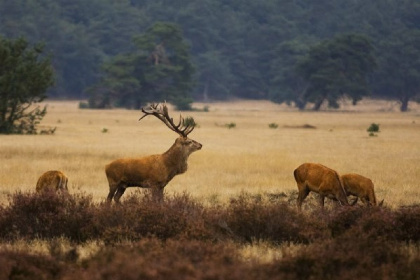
[0, 99, 419, 207]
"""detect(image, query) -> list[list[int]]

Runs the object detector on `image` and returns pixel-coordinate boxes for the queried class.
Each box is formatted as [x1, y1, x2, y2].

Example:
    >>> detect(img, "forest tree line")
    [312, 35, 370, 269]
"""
[0, 0, 419, 111]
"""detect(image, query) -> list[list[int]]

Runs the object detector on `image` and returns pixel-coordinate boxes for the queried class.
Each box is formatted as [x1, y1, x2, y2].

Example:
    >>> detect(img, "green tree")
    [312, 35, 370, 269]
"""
[0, 37, 54, 134]
[373, 29, 420, 111]
[297, 34, 376, 110]
[89, 22, 195, 110]
[269, 39, 310, 109]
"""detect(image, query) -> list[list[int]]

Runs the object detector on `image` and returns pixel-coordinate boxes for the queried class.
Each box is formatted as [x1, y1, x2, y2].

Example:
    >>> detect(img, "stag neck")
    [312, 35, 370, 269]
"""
[162, 138, 190, 174]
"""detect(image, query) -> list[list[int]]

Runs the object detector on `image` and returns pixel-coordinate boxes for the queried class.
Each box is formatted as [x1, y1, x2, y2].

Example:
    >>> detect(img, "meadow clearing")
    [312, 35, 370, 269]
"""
[0, 99, 419, 207]
[0, 99, 419, 279]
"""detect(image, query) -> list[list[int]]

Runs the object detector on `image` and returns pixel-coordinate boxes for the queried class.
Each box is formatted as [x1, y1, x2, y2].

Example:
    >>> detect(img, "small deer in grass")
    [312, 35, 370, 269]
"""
[105, 103, 202, 204]
[294, 163, 349, 210]
[36, 170, 68, 193]
[341, 173, 383, 206]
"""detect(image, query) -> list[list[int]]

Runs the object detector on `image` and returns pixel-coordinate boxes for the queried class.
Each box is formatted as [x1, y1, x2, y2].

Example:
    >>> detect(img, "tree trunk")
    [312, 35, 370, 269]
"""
[202, 79, 209, 102]
[400, 95, 409, 112]
[313, 99, 324, 111]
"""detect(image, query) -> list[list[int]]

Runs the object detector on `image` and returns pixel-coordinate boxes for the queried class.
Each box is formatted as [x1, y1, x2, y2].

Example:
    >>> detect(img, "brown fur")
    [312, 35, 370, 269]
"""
[341, 173, 377, 206]
[105, 136, 202, 203]
[36, 170, 68, 193]
[294, 163, 349, 210]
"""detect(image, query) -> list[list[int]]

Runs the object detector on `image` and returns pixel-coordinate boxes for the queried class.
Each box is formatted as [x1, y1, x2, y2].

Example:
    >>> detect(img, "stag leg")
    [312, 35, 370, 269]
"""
[297, 187, 310, 211]
[107, 184, 118, 203]
[318, 195, 325, 208]
[114, 186, 127, 204]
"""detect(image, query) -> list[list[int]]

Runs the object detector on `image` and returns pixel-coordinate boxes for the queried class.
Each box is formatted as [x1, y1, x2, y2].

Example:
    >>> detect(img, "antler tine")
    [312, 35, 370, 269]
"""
[183, 124, 195, 136]
[139, 103, 159, 121]
[139, 102, 195, 137]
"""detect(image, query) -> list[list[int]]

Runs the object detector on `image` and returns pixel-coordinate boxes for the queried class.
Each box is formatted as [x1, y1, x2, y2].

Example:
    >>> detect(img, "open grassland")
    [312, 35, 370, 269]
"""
[0, 99, 420, 279]
[1, 99, 420, 207]
[0, 99, 419, 207]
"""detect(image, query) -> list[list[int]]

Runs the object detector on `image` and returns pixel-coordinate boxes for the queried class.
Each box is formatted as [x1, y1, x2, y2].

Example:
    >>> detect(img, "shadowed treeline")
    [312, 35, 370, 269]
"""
[0, 191, 419, 279]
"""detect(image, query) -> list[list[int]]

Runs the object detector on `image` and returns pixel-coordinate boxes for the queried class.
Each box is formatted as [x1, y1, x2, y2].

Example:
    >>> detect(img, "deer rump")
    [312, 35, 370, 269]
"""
[36, 170, 68, 193]
[294, 163, 349, 209]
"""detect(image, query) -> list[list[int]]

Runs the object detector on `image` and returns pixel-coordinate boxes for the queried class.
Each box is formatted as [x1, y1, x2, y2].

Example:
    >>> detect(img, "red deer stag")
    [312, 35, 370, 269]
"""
[294, 163, 349, 210]
[341, 173, 381, 206]
[36, 170, 68, 193]
[105, 103, 202, 203]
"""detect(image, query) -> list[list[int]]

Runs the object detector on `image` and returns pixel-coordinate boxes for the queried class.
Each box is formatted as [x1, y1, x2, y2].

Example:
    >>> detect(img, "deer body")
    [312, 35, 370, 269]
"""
[294, 163, 349, 210]
[106, 103, 202, 203]
[36, 170, 68, 193]
[341, 173, 377, 206]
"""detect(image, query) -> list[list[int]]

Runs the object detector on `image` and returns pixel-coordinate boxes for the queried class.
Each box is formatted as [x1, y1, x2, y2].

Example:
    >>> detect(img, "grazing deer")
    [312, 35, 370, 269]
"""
[294, 163, 349, 210]
[341, 173, 381, 206]
[105, 103, 202, 203]
[36, 170, 68, 193]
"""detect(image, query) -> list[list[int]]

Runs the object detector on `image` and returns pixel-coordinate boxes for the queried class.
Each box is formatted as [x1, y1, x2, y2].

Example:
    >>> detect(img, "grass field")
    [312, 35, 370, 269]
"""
[0, 99, 419, 278]
[0, 99, 419, 207]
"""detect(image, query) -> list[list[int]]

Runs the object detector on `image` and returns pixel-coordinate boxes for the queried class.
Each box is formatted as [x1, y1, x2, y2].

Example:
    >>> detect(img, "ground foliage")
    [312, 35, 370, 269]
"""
[0, 191, 419, 279]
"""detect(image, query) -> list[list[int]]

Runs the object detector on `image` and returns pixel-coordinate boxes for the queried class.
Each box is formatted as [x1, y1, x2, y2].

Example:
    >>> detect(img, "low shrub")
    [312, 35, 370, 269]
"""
[0, 250, 66, 280]
[394, 205, 420, 243]
[75, 238, 249, 280]
[269, 235, 420, 280]
[89, 192, 216, 244]
[0, 191, 419, 279]
[0, 191, 95, 242]
[222, 193, 322, 244]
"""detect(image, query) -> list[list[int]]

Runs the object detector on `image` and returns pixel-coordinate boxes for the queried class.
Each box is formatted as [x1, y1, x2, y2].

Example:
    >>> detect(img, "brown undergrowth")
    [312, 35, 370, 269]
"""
[0, 191, 419, 279]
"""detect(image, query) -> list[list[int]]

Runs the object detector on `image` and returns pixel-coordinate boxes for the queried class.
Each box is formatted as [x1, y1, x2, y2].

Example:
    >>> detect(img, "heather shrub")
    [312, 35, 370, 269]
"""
[222, 192, 319, 243]
[75, 238, 251, 280]
[0, 250, 66, 280]
[90, 192, 216, 244]
[326, 206, 399, 240]
[394, 205, 420, 243]
[327, 206, 373, 237]
[269, 233, 420, 280]
[0, 191, 95, 242]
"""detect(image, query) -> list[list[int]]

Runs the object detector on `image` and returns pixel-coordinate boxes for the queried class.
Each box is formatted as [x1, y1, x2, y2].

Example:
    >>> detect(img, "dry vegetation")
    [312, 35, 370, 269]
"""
[1, 99, 419, 206]
[0, 99, 419, 279]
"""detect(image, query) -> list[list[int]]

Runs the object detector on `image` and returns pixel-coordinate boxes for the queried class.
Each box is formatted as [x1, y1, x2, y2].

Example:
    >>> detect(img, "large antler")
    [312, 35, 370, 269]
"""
[139, 102, 195, 137]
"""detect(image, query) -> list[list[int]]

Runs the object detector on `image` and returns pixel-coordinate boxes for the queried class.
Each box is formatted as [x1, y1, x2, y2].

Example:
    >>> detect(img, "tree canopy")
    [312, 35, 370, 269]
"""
[0, 0, 419, 110]
[87, 22, 195, 110]
[0, 36, 54, 134]
[296, 34, 376, 110]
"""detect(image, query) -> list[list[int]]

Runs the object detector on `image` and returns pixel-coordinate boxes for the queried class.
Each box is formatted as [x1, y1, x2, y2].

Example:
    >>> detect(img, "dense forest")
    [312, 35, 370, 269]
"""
[0, 0, 419, 110]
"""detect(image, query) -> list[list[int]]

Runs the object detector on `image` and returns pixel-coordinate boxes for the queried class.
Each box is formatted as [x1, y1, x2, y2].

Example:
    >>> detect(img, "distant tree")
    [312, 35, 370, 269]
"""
[194, 51, 233, 101]
[269, 39, 309, 109]
[373, 29, 420, 111]
[88, 22, 195, 110]
[296, 34, 376, 110]
[0, 37, 54, 134]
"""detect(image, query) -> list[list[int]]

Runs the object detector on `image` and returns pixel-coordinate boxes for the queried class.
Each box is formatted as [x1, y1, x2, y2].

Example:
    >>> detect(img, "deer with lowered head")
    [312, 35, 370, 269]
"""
[294, 163, 349, 210]
[105, 103, 202, 204]
[36, 170, 68, 193]
[341, 173, 383, 206]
